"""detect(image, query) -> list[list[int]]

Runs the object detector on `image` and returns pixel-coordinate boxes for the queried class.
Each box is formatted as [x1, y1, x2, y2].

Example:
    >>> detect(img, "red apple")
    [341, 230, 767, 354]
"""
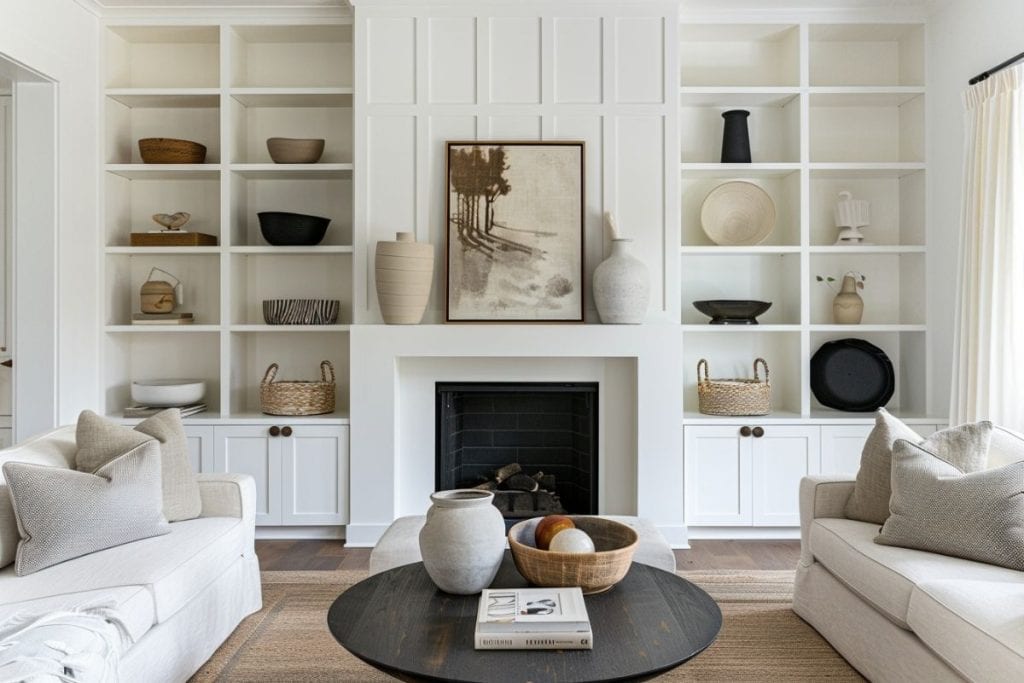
[535, 515, 575, 550]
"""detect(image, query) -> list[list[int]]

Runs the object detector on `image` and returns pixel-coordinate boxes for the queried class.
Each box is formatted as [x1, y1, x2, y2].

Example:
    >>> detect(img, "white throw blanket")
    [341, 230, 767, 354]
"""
[0, 602, 132, 683]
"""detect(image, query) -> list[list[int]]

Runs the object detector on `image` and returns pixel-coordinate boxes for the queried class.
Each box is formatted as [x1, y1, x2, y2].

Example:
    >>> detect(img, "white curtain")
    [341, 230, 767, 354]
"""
[951, 64, 1024, 429]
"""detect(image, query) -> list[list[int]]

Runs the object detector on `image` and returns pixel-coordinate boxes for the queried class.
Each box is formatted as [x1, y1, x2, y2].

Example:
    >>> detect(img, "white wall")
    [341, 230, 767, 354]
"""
[0, 1, 100, 428]
[926, 0, 1024, 419]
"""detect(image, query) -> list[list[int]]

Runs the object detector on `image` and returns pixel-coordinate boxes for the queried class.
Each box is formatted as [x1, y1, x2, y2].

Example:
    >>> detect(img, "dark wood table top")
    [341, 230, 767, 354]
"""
[327, 553, 722, 683]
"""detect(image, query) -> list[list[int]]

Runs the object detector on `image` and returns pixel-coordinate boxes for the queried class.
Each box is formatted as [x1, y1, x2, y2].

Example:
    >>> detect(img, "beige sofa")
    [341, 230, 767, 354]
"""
[0, 426, 262, 681]
[795, 471, 1024, 682]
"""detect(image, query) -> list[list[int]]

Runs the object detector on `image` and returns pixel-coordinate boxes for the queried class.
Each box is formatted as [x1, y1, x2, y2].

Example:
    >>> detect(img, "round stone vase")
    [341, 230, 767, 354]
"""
[832, 275, 865, 324]
[375, 232, 433, 324]
[418, 490, 506, 595]
[593, 238, 650, 324]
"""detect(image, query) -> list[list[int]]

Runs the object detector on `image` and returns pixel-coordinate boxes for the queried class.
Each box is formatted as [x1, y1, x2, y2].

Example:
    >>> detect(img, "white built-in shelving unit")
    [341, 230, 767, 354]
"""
[679, 20, 930, 425]
[101, 21, 354, 423]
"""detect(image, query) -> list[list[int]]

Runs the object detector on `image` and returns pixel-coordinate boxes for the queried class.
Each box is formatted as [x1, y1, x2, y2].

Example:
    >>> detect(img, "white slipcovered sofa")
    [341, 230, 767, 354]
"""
[794, 438, 1024, 682]
[0, 426, 262, 681]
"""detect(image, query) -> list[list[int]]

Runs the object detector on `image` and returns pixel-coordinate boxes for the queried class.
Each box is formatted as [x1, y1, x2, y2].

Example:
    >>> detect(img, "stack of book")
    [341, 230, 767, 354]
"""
[124, 403, 207, 418]
[474, 587, 592, 650]
[131, 312, 194, 326]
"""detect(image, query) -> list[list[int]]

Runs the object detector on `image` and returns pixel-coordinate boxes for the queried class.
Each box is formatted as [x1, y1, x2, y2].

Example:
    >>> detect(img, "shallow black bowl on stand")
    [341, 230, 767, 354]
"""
[810, 338, 895, 411]
[693, 300, 772, 325]
[257, 211, 331, 246]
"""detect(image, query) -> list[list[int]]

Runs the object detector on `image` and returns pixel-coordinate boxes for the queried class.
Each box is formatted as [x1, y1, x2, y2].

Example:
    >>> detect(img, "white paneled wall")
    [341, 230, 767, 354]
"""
[354, 2, 680, 323]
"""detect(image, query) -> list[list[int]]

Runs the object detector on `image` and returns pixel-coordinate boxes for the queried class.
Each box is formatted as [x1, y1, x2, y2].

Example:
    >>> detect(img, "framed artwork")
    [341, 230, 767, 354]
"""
[445, 141, 585, 323]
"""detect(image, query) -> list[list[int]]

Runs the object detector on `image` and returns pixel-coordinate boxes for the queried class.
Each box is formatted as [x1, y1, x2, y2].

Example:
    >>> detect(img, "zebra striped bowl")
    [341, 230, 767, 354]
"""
[262, 299, 340, 325]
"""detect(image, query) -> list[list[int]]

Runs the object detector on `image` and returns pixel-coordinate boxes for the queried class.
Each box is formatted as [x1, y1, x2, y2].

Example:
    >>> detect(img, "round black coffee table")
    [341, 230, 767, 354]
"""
[328, 553, 721, 683]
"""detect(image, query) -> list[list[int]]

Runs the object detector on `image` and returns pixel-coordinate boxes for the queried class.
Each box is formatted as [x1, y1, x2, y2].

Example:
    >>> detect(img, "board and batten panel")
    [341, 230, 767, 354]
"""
[615, 116, 667, 314]
[367, 17, 416, 104]
[488, 17, 542, 104]
[615, 17, 665, 104]
[486, 116, 543, 139]
[428, 17, 476, 104]
[553, 17, 603, 104]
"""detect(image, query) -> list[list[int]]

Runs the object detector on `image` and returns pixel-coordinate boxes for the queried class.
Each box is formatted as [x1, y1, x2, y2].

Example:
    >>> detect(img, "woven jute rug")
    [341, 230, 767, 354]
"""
[190, 569, 863, 682]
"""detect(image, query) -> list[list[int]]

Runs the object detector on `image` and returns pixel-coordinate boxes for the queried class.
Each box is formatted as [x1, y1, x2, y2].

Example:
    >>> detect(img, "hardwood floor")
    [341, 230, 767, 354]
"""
[255, 540, 800, 572]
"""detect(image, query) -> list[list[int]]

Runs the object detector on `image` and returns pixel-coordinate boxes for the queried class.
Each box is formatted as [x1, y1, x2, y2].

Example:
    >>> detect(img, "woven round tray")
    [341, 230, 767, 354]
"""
[260, 360, 336, 416]
[697, 357, 771, 416]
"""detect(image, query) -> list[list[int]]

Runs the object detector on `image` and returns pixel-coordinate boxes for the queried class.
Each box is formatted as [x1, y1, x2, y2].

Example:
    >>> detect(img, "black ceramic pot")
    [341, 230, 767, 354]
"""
[721, 110, 752, 163]
[257, 211, 331, 246]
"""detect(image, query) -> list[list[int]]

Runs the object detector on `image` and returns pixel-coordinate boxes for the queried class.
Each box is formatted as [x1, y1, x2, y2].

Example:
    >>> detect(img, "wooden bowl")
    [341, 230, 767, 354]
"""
[138, 138, 207, 164]
[508, 516, 638, 594]
[267, 137, 325, 164]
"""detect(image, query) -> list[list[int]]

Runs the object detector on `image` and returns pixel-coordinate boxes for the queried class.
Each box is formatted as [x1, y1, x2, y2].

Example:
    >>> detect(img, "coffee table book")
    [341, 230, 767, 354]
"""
[474, 587, 592, 650]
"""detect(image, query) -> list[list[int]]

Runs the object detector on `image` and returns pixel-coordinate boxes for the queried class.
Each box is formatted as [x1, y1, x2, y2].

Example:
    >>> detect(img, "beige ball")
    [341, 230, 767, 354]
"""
[549, 528, 596, 553]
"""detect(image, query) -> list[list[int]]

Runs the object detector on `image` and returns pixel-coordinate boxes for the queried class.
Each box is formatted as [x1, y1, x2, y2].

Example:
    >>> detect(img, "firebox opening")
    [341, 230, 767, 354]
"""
[435, 382, 598, 520]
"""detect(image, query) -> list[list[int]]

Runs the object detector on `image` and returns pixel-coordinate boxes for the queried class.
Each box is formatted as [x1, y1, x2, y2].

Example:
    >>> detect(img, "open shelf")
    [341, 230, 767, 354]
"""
[105, 89, 220, 108]
[681, 252, 800, 324]
[229, 172, 352, 247]
[105, 173, 221, 246]
[105, 98, 220, 165]
[106, 25, 220, 89]
[809, 24, 924, 87]
[228, 95, 352, 164]
[810, 253, 925, 325]
[809, 168, 924, 246]
[810, 92, 924, 163]
[679, 24, 800, 87]
[229, 253, 352, 325]
[105, 253, 220, 326]
[681, 95, 800, 163]
[681, 171, 800, 247]
[230, 24, 353, 88]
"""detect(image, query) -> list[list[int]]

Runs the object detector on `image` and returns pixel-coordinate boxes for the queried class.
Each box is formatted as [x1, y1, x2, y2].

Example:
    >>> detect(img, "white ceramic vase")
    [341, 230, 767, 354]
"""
[418, 489, 506, 595]
[375, 232, 433, 324]
[593, 238, 650, 324]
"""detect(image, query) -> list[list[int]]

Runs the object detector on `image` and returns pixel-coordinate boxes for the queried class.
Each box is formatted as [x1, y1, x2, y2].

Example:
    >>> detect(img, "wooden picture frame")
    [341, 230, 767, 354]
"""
[445, 141, 585, 323]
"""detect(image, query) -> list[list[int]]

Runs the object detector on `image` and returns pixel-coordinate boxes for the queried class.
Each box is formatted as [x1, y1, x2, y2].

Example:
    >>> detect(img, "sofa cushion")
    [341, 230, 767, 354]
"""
[0, 584, 156, 643]
[909, 579, 1024, 682]
[876, 439, 1024, 571]
[0, 516, 246, 624]
[3, 441, 171, 576]
[810, 518, 1024, 627]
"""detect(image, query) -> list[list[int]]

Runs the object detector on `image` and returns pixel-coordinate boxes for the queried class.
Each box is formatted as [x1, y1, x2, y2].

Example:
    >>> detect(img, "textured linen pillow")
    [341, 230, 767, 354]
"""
[76, 409, 201, 521]
[875, 438, 1024, 571]
[845, 410, 992, 524]
[3, 440, 171, 576]
[988, 425, 1024, 468]
[0, 488, 15, 568]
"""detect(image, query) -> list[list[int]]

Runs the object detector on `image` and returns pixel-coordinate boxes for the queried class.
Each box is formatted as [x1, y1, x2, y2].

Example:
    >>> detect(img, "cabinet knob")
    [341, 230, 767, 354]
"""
[739, 426, 752, 437]
[752, 426, 765, 438]
[281, 426, 293, 437]
[269, 426, 280, 437]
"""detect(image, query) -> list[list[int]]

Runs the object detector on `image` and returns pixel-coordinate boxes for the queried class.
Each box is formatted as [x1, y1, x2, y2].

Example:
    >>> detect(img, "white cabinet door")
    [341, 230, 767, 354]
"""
[751, 426, 821, 526]
[182, 425, 214, 474]
[820, 425, 872, 477]
[685, 426, 752, 526]
[281, 425, 348, 525]
[0, 429, 10, 449]
[214, 426, 282, 526]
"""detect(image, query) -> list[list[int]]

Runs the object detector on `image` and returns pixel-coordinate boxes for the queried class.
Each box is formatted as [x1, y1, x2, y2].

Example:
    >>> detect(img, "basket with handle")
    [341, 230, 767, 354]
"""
[260, 360, 336, 416]
[697, 358, 771, 416]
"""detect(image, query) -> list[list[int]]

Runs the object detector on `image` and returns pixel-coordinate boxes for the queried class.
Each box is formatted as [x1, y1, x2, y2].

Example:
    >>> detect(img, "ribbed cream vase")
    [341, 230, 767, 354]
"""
[374, 232, 434, 324]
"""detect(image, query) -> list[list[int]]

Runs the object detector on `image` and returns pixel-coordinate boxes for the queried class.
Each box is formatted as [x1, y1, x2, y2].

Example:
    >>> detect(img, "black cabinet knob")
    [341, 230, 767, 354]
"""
[269, 425, 280, 437]
[281, 426, 293, 437]
[739, 426, 752, 437]
[752, 426, 765, 438]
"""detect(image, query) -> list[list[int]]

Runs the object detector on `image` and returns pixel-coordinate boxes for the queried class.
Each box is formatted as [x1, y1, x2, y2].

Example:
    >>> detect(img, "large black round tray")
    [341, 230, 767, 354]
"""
[810, 338, 895, 412]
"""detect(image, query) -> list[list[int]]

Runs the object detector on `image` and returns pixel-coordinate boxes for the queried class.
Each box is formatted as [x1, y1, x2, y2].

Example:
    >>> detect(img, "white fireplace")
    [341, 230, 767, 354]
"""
[349, 324, 686, 547]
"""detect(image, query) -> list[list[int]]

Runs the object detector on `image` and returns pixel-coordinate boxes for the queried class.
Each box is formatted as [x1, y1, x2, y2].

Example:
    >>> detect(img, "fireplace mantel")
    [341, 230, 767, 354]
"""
[348, 325, 686, 547]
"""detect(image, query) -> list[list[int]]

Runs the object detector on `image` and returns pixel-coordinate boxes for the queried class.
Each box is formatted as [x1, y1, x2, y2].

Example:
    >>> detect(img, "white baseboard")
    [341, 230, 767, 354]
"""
[342, 523, 393, 547]
[255, 526, 346, 540]
[686, 527, 800, 540]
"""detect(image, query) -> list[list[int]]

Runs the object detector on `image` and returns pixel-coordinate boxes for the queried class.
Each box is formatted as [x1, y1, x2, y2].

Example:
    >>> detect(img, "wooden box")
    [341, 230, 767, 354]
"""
[130, 232, 218, 247]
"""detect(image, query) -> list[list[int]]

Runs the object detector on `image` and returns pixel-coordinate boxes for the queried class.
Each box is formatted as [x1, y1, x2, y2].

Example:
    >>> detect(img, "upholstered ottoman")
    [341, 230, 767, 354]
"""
[368, 515, 676, 575]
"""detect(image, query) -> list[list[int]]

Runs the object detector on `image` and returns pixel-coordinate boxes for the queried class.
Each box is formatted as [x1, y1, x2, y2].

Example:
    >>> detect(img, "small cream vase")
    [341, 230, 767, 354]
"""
[375, 232, 433, 324]
[832, 275, 864, 324]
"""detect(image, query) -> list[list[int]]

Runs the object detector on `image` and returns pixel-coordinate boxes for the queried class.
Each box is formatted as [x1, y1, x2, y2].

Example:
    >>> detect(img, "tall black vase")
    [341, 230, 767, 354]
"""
[721, 109, 752, 163]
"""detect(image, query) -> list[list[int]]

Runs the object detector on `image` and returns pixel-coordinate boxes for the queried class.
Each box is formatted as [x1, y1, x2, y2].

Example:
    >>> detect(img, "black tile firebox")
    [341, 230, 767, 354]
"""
[436, 382, 598, 519]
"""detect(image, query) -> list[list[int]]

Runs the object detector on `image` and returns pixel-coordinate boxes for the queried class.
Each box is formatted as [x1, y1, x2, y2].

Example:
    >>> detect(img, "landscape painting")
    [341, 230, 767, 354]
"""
[445, 141, 584, 322]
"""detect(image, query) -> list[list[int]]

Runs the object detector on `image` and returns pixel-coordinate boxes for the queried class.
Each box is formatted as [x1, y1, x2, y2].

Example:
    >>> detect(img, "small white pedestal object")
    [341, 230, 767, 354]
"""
[834, 191, 871, 245]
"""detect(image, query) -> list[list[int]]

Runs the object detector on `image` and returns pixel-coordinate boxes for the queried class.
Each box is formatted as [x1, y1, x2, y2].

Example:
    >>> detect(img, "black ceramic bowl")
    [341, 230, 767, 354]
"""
[693, 300, 772, 324]
[257, 211, 331, 246]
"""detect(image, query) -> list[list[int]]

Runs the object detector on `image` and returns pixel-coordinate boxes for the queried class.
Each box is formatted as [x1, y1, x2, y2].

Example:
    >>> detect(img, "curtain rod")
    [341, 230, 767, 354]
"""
[969, 50, 1024, 86]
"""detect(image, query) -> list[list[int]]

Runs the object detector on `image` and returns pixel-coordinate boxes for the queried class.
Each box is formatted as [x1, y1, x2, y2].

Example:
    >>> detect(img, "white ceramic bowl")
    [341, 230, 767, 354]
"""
[131, 379, 206, 407]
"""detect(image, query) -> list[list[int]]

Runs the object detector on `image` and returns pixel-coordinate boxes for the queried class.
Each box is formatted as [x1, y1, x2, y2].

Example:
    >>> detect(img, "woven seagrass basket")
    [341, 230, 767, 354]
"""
[507, 516, 638, 594]
[260, 360, 335, 416]
[697, 357, 771, 416]
[138, 138, 207, 164]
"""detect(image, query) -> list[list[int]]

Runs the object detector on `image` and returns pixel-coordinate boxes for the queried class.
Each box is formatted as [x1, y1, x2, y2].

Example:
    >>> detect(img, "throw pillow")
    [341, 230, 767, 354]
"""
[989, 425, 1024, 468]
[844, 410, 992, 524]
[75, 409, 201, 522]
[875, 438, 1024, 571]
[0, 487, 15, 569]
[3, 440, 171, 576]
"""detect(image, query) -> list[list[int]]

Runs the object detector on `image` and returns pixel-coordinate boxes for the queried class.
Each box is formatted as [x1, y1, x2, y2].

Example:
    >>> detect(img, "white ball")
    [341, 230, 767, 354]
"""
[549, 528, 596, 553]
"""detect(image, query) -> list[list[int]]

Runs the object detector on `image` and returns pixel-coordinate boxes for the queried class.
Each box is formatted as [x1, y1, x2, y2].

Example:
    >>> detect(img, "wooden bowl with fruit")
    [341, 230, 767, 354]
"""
[507, 515, 639, 594]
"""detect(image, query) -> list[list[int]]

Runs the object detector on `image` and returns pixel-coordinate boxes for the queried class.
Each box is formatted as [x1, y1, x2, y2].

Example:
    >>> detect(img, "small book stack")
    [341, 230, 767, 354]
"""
[124, 403, 207, 418]
[131, 313, 194, 326]
[474, 587, 592, 650]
